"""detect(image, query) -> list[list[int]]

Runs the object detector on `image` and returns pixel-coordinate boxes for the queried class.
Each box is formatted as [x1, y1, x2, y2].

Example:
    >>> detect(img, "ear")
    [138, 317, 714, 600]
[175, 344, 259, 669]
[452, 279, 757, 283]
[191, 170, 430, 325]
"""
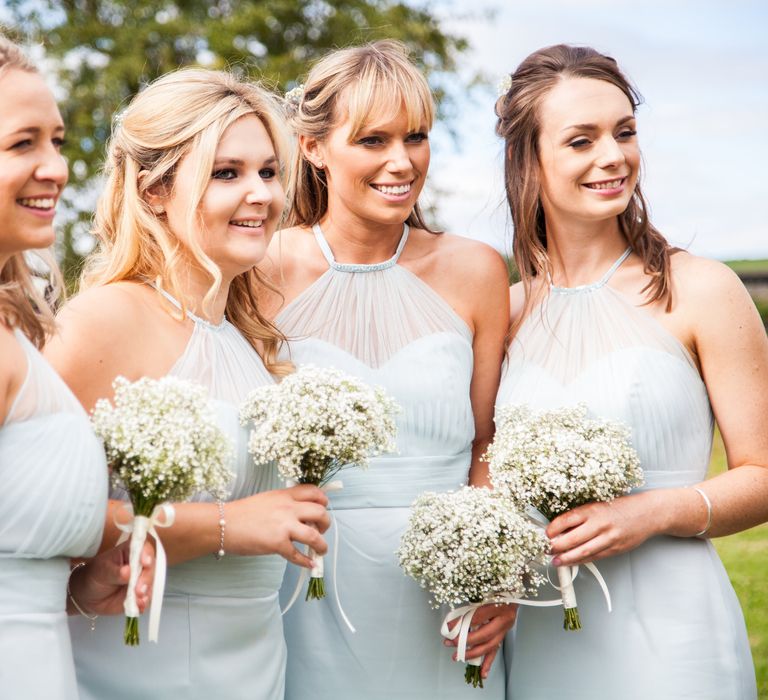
[299, 134, 325, 170]
[138, 170, 170, 215]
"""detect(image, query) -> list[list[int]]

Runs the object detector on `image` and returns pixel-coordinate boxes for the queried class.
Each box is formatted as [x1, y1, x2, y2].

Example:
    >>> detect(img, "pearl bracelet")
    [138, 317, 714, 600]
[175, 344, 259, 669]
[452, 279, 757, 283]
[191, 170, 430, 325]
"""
[215, 500, 226, 560]
[68, 561, 98, 631]
[691, 487, 712, 538]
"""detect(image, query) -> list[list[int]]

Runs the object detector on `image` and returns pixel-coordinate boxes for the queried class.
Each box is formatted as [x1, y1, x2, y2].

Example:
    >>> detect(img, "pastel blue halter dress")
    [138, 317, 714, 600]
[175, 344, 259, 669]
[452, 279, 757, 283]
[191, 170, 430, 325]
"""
[70, 294, 287, 700]
[275, 224, 506, 699]
[497, 250, 756, 699]
[0, 329, 107, 699]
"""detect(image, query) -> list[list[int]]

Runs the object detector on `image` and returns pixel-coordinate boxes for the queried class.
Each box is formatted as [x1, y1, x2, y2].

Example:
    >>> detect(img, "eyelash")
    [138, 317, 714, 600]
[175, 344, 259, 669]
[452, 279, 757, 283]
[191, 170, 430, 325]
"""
[568, 129, 637, 149]
[212, 167, 277, 180]
[11, 137, 66, 150]
[356, 132, 428, 147]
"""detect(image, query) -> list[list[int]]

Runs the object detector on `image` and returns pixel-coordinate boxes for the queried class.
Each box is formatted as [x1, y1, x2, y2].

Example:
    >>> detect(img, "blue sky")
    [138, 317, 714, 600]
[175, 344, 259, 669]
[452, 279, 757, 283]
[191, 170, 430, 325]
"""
[427, 0, 768, 260]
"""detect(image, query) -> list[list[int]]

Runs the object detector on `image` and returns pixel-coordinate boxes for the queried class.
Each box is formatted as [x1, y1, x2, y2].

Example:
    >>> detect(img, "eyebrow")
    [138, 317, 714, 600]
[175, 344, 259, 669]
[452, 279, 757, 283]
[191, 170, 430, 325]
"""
[8, 125, 65, 136]
[560, 115, 635, 133]
[213, 156, 278, 166]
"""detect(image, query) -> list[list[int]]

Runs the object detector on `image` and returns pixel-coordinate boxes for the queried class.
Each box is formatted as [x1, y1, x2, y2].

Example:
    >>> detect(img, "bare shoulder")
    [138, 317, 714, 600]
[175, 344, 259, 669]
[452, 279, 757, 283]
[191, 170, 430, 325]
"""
[669, 251, 763, 340]
[421, 231, 509, 288]
[45, 282, 161, 408]
[671, 251, 753, 312]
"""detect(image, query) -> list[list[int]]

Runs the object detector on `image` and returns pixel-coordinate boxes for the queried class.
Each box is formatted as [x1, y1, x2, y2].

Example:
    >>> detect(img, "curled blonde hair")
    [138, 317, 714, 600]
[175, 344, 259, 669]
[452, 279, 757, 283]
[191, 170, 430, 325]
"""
[286, 40, 436, 229]
[81, 68, 290, 373]
[0, 36, 64, 348]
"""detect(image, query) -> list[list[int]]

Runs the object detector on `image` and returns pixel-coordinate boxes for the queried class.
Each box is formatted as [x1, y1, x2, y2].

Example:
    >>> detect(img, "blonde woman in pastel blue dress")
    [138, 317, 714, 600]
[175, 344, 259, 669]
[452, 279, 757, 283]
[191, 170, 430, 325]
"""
[260, 41, 513, 699]
[0, 37, 153, 700]
[45, 69, 330, 699]
[494, 45, 765, 699]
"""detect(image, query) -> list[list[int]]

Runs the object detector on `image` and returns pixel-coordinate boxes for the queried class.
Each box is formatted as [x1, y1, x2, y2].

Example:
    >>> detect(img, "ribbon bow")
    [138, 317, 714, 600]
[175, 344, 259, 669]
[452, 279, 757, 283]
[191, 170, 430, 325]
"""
[281, 480, 355, 632]
[115, 502, 175, 643]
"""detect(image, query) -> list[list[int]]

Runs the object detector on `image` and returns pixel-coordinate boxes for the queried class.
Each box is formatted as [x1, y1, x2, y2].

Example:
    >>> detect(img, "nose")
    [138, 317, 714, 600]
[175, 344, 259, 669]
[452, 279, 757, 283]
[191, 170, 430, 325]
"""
[385, 141, 412, 173]
[595, 135, 626, 169]
[244, 174, 275, 206]
[35, 147, 68, 187]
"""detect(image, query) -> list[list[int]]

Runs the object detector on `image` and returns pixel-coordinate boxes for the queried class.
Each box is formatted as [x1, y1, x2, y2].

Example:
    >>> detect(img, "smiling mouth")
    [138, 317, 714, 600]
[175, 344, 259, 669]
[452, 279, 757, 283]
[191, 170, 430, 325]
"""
[18, 197, 56, 210]
[371, 183, 412, 196]
[583, 178, 626, 190]
[230, 219, 264, 228]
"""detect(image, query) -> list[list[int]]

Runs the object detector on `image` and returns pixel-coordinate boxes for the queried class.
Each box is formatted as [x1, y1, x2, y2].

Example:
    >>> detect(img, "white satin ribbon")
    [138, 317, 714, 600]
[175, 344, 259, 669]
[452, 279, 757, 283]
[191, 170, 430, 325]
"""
[441, 592, 564, 664]
[115, 502, 175, 643]
[440, 507, 613, 663]
[525, 507, 612, 614]
[280, 480, 355, 633]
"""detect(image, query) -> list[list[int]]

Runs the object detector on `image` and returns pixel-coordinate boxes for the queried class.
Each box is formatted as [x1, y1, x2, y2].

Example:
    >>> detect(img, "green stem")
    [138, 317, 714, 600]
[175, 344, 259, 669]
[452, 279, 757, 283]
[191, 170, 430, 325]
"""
[464, 664, 484, 689]
[124, 616, 139, 645]
[563, 606, 581, 631]
[306, 576, 326, 601]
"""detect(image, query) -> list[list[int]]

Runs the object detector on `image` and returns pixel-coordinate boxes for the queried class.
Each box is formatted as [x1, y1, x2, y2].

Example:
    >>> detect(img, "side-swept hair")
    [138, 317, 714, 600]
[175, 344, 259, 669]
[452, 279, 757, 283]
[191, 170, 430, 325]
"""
[80, 68, 290, 373]
[286, 40, 435, 231]
[496, 44, 675, 327]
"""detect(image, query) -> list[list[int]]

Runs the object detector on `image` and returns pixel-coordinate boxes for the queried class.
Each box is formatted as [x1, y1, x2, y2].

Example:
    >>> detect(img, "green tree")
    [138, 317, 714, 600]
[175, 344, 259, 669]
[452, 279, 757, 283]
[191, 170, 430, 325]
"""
[4, 0, 468, 286]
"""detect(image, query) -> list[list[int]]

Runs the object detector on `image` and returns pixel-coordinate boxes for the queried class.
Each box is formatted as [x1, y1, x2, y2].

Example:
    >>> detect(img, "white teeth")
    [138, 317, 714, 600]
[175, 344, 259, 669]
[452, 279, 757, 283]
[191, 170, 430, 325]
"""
[230, 220, 263, 228]
[18, 197, 55, 209]
[374, 183, 411, 195]
[585, 179, 623, 190]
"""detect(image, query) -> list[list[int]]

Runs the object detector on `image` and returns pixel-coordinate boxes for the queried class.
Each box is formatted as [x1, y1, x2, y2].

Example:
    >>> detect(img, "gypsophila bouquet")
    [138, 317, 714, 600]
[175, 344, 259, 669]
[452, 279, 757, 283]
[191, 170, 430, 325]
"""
[240, 365, 399, 599]
[92, 375, 233, 644]
[485, 403, 643, 630]
[397, 486, 548, 688]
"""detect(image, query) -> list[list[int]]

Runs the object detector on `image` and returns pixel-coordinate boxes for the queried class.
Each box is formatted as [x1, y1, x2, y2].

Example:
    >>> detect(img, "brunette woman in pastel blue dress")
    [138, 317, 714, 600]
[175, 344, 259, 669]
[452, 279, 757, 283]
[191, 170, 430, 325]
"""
[46, 68, 329, 700]
[262, 42, 511, 699]
[494, 45, 764, 699]
[0, 37, 152, 699]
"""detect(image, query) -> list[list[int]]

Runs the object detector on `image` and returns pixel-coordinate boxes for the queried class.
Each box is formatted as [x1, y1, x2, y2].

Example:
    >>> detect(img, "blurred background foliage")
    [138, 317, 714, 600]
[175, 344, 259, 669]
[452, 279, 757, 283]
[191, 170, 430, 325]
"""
[3, 0, 469, 288]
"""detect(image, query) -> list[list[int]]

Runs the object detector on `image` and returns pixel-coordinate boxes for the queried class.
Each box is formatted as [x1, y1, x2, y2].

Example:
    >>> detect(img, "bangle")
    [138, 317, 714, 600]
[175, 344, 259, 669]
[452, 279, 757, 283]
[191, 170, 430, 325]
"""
[68, 562, 99, 631]
[214, 500, 226, 560]
[691, 487, 712, 538]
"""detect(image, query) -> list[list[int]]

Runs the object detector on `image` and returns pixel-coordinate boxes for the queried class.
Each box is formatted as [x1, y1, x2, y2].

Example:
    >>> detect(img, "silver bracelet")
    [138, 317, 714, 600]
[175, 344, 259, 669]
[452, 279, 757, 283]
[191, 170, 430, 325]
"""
[691, 487, 712, 538]
[68, 561, 99, 631]
[215, 500, 226, 560]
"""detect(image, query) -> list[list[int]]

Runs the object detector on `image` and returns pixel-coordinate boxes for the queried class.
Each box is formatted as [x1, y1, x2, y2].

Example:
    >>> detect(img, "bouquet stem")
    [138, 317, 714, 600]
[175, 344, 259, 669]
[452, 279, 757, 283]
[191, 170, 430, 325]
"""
[556, 565, 581, 631]
[124, 616, 139, 645]
[305, 546, 326, 601]
[464, 657, 484, 689]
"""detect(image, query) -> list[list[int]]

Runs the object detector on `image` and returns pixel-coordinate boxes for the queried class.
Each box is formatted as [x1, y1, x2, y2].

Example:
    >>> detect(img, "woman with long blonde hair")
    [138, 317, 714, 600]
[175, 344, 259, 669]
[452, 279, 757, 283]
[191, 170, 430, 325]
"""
[260, 40, 513, 698]
[0, 36, 152, 700]
[495, 44, 764, 698]
[45, 68, 330, 699]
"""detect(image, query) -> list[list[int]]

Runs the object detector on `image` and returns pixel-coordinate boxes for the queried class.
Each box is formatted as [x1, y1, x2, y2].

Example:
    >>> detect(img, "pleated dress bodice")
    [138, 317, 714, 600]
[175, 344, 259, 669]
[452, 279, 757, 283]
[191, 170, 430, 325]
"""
[497, 250, 756, 699]
[276, 225, 506, 699]
[1, 329, 107, 699]
[72, 297, 287, 700]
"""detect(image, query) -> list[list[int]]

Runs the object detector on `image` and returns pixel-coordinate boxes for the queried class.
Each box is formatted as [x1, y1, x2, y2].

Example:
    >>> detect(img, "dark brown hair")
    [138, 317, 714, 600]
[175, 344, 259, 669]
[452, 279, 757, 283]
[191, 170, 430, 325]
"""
[495, 44, 674, 325]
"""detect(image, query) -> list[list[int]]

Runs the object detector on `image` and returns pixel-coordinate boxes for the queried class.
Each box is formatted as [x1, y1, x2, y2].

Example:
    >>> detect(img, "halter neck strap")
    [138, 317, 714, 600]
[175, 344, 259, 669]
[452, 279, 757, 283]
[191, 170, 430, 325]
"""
[153, 284, 227, 330]
[312, 223, 410, 272]
[550, 247, 632, 294]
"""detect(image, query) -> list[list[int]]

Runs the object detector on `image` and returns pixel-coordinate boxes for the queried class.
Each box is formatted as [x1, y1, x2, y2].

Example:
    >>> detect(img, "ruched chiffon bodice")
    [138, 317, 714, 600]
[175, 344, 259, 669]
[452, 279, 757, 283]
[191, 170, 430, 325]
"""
[72, 296, 287, 700]
[0, 329, 107, 699]
[497, 251, 756, 699]
[276, 225, 506, 699]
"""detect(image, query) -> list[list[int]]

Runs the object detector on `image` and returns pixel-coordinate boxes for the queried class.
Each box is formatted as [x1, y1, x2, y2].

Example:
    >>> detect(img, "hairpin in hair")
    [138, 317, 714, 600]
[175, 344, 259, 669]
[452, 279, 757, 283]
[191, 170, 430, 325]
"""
[284, 83, 305, 113]
[497, 74, 512, 97]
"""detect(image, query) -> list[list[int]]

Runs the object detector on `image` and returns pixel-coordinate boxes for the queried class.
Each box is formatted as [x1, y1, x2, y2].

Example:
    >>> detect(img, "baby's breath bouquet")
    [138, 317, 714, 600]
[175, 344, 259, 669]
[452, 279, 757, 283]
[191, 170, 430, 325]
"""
[240, 365, 399, 600]
[485, 403, 643, 630]
[398, 486, 548, 688]
[92, 375, 233, 645]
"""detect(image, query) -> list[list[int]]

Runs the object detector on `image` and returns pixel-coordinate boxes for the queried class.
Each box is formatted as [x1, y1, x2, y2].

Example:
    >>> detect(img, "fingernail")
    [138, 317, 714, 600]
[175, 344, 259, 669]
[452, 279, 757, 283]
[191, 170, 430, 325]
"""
[552, 557, 562, 566]
[140, 584, 148, 594]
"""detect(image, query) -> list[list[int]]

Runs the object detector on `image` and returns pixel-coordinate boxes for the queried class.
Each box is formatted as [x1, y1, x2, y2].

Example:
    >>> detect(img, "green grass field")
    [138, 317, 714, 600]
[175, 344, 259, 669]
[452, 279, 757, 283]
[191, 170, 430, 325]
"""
[708, 431, 768, 697]
[725, 259, 768, 275]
